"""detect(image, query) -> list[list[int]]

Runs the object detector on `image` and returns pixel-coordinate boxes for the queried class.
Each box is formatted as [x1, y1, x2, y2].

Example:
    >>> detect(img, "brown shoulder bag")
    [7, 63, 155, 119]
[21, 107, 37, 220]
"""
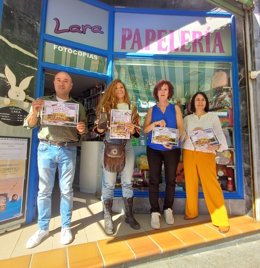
[104, 140, 126, 173]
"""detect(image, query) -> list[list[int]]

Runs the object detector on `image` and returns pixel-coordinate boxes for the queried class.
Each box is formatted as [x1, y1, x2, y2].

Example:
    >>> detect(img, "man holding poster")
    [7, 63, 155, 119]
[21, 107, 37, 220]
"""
[24, 72, 86, 248]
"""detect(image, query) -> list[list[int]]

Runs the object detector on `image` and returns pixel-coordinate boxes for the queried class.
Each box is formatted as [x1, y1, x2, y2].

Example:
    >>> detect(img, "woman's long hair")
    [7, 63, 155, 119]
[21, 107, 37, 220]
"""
[96, 79, 131, 114]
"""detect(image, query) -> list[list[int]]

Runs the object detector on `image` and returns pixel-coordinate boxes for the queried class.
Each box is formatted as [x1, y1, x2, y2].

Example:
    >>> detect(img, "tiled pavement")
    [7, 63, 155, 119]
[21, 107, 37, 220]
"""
[0, 191, 260, 268]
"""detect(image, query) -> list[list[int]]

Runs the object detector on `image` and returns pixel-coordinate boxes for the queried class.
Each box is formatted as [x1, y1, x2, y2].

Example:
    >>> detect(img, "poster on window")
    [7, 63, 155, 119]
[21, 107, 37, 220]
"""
[0, 137, 29, 223]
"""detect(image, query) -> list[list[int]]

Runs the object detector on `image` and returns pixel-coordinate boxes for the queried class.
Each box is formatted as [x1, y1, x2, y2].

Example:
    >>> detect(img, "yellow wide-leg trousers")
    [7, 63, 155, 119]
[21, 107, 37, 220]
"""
[183, 149, 229, 227]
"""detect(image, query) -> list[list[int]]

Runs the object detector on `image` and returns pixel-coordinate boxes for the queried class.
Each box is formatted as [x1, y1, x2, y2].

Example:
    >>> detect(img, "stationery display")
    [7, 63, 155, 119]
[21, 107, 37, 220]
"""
[110, 109, 132, 139]
[151, 127, 179, 146]
[41, 100, 79, 127]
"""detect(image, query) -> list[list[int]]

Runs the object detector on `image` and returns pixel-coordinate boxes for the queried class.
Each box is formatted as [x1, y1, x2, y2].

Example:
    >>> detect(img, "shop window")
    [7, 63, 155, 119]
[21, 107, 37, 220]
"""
[44, 42, 107, 74]
[113, 58, 236, 195]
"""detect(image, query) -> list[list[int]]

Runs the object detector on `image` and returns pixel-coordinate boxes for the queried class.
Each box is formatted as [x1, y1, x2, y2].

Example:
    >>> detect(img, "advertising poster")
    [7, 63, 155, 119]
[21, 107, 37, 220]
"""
[189, 128, 219, 151]
[0, 137, 29, 223]
[152, 127, 179, 146]
[110, 109, 132, 139]
[41, 100, 79, 127]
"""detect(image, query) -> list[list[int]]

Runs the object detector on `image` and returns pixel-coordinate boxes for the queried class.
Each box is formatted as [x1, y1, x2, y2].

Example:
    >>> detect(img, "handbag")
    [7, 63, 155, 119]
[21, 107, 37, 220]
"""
[103, 140, 126, 173]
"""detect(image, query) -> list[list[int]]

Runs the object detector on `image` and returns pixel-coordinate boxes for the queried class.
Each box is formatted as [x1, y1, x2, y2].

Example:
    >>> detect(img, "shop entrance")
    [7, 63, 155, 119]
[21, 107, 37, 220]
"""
[43, 68, 106, 192]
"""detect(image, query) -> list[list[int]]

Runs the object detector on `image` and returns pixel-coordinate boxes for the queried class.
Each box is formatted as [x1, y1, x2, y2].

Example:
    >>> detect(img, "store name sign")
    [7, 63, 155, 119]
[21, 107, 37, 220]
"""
[114, 13, 232, 56]
[53, 18, 104, 36]
[121, 28, 224, 53]
[45, 0, 108, 50]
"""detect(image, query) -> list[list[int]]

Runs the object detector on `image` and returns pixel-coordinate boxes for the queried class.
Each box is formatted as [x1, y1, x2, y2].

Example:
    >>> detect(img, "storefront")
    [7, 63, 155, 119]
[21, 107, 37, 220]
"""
[0, 0, 257, 230]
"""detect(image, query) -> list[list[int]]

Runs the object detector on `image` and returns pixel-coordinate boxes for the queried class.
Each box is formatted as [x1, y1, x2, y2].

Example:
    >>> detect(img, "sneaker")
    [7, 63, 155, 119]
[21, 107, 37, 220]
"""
[151, 212, 161, 229]
[26, 229, 49, 249]
[164, 208, 174, 225]
[60, 228, 73, 245]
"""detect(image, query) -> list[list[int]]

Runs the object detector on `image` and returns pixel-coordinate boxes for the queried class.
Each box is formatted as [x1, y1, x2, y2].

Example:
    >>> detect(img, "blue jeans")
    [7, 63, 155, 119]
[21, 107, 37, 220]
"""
[102, 140, 134, 200]
[37, 142, 77, 230]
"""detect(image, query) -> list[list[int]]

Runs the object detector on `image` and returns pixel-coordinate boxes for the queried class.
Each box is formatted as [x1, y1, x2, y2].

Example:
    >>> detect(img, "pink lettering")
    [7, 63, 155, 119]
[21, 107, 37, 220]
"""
[118, 27, 226, 54]
[53, 18, 104, 36]
[81, 24, 93, 34]
[130, 29, 142, 50]
[192, 31, 203, 52]
[157, 30, 168, 51]
[180, 31, 191, 52]
[54, 18, 69, 34]
[212, 31, 224, 53]
[121, 28, 132, 49]
[69, 25, 82, 33]
[205, 27, 211, 53]
[169, 31, 179, 52]
[145, 29, 156, 50]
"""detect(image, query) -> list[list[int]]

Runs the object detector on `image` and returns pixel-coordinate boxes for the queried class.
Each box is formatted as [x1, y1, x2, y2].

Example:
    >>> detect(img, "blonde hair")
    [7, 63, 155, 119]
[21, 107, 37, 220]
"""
[96, 79, 131, 114]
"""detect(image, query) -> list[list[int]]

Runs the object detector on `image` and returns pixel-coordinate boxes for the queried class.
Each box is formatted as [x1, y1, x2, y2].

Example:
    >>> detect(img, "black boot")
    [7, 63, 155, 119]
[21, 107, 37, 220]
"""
[123, 197, 140, 230]
[103, 199, 114, 235]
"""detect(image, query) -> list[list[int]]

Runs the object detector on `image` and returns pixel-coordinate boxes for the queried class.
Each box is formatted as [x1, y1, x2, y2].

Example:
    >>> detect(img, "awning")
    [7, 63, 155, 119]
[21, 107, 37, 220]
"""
[207, 0, 254, 17]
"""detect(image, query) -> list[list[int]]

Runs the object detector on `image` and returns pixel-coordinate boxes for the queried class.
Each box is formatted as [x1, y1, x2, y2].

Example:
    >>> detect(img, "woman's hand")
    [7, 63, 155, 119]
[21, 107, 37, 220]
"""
[94, 119, 105, 133]
[153, 120, 166, 128]
[163, 143, 173, 149]
[125, 122, 136, 135]
[207, 144, 220, 151]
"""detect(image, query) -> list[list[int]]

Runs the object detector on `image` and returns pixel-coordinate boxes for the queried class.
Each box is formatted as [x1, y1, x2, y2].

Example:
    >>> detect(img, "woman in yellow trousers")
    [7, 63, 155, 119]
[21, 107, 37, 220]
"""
[182, 92, 230, 233]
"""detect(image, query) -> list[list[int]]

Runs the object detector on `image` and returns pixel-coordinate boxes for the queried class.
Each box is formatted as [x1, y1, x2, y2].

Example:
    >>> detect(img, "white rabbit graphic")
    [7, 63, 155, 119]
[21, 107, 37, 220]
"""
[4, 65, 34, 108]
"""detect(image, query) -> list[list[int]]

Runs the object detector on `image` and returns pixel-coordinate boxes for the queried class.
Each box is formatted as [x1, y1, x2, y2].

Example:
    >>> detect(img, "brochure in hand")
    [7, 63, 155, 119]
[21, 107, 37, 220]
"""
[110, 109, 132, 139]
[41, 100, 79, 127]
[189, 128, 219, 150]
[151, 127, 179, 146]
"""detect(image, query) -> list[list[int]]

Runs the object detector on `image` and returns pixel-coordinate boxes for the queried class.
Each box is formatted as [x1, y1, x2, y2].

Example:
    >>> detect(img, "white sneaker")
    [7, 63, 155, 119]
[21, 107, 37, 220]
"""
[60, 228, 73, 245]
[151, 212, 161, 229]
[26, 229, 49, 249]
[164, 208, 174, 225]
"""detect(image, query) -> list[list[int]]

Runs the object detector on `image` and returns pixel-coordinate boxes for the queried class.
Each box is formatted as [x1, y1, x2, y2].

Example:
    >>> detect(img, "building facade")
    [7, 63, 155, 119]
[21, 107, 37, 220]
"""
[0, 0, 259, 231]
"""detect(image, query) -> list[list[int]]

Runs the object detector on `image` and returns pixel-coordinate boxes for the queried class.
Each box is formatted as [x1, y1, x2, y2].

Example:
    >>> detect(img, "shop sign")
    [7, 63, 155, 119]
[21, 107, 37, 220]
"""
[45, 0, 108, 50]
[114, 13, 232, 56]
[44, 42, 107, 74]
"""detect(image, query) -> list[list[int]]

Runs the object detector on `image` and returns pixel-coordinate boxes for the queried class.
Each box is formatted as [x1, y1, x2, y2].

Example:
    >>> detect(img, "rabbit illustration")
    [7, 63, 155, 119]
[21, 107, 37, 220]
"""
[5, 65, 34, 101]
[4, 65, 34, 108]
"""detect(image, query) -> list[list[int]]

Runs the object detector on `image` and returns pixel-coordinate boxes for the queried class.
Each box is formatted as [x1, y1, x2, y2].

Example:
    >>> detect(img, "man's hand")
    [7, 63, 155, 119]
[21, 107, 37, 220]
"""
[31, 99, 44, 114]
[76, 122, 86, 135]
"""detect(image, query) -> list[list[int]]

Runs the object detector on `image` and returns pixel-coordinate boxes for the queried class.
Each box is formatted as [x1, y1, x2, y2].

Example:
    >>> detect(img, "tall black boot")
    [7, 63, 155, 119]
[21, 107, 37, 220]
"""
[103, 199, 114, 235]
[123, 197, 140, 230]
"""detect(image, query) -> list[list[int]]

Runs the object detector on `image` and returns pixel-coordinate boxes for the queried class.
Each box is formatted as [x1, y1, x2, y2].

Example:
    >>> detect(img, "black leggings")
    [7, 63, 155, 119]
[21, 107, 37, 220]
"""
[147, 146, 180, 213]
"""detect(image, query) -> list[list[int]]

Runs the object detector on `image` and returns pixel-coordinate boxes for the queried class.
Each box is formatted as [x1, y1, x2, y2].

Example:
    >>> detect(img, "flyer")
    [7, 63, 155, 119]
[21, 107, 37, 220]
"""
[110, 109, 132, 139]
[189, 128, 219, 150]
[151, 127, 179, 146]
[41, 100, 79, 127]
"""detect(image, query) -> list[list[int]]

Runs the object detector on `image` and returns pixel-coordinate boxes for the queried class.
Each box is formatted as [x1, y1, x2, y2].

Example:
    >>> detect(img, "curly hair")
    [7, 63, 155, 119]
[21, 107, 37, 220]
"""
[96, 79, 131, 114]
[153, 80, 174, 101]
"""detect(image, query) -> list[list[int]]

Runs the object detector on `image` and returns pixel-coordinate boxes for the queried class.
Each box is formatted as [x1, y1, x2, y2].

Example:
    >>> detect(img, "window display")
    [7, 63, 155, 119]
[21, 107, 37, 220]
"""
[114, 59, 235, 194]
